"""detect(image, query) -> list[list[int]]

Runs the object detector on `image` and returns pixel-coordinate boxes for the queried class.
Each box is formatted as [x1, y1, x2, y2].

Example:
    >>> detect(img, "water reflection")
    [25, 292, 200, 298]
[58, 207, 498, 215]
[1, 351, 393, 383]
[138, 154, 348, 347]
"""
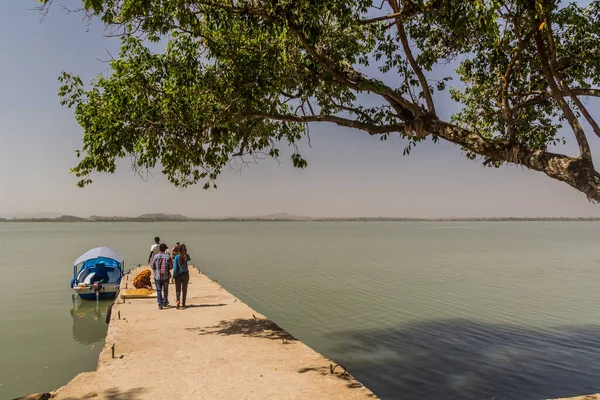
[333, 319, 600, 400]
[70, 297, 110, 344]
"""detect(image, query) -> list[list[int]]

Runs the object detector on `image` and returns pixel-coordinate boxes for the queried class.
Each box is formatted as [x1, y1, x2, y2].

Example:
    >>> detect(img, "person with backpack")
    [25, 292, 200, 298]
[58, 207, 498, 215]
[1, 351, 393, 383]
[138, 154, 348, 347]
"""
[172, 244, 191, 309]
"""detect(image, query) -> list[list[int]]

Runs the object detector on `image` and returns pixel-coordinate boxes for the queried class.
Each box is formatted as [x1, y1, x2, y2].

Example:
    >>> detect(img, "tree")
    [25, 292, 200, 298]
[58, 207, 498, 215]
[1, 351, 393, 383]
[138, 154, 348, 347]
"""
[42, 0, 600, 199]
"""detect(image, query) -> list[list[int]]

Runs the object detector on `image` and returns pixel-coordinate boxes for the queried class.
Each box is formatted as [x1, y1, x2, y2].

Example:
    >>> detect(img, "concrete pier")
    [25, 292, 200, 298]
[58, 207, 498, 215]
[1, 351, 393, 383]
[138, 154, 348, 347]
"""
[51, 266, 376, 399]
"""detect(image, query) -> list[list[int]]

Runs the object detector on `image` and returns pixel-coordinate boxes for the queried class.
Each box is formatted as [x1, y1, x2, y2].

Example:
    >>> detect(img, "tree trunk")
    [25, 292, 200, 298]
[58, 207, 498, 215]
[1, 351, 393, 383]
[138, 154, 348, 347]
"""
[426, 119, 600, 202]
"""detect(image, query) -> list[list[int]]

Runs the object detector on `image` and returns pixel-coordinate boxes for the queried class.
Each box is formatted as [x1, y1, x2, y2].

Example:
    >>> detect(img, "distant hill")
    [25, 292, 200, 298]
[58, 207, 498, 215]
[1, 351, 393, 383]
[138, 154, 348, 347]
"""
[55, 215, 85, 222]
[137, 213, 188, 221]
[87, 213, 189, 222]
[251, 213, 311, 220]
[3, 212, 63, 219]
[88, 215, 132, 221]
[3, 214, 84, 222]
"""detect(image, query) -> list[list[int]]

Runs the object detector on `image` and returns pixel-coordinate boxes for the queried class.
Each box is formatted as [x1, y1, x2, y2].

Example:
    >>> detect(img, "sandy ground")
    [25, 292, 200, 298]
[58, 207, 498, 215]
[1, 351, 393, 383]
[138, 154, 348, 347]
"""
[51, 266, 377, 400]
[554, 396, 600, 400]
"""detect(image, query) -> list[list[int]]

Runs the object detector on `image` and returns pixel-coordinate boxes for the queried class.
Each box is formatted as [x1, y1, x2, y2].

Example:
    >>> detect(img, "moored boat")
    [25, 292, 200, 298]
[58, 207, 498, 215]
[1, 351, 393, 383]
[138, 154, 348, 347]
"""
[70, 247, 124, 300]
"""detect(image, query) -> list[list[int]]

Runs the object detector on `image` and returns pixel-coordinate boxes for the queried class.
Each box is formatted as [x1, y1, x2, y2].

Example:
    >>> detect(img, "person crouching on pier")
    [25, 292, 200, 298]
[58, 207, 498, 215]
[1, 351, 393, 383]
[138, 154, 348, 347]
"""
[151, 243, 173, 309]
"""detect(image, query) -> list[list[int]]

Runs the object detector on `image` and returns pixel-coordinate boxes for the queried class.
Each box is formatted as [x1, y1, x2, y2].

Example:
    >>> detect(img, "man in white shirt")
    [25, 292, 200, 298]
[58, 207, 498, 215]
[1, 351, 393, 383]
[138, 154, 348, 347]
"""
[148, 236, 160, 264]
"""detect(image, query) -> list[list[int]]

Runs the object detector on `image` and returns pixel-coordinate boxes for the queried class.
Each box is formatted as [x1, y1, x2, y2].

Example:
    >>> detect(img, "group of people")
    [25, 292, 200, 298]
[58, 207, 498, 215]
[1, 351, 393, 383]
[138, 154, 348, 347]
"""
[148, 236, 191, 310]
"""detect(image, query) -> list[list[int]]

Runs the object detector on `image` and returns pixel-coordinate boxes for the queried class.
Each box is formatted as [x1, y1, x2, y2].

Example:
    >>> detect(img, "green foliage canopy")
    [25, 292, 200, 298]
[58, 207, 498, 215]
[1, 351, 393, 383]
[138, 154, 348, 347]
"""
[43, 0, 600, 200]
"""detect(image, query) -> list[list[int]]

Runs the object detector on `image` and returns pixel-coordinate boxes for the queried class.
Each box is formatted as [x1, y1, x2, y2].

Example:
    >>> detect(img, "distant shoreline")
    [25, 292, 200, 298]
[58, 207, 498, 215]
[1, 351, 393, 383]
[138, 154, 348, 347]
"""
[2, 215, 600, 223]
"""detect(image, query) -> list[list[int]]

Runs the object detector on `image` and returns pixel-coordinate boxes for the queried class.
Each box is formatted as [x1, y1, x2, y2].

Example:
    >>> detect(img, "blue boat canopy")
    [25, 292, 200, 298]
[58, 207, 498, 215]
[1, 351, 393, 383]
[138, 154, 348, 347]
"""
[71, 247, 125, 297]
[74, 247, 124, 267]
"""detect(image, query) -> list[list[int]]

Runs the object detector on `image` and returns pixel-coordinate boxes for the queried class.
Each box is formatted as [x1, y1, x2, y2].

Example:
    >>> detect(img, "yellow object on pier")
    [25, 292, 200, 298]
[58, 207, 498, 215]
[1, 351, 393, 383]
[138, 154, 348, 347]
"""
[121, 288, 157, 298]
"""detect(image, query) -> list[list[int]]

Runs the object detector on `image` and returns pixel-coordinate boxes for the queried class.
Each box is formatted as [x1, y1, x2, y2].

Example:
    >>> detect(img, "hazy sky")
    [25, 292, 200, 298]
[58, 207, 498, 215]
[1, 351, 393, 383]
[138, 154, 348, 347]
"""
[1, 1, 599, 218]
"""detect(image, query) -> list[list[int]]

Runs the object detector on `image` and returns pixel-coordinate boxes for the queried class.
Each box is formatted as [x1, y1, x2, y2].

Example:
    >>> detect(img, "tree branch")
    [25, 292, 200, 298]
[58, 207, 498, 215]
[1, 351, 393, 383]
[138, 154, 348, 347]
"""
[359, 7, 419, 25]
[190, 1, 270, 18]
[327, 96, 377, 125]
[389, 0, 436, 116]
[286, 20, 419, 119]
[286, 22, 354, 86]
[426, 119, 600, 202]
[531, 15, 593, 165]
[359, 0, 438, 24]
[255, 101, 600, 201]
[518, 88, 600, 108]
[542, 12, 600, 140]
[360, 11, 406, 24]
[246, 112, 406, 135]
[502, 24, 533, 141]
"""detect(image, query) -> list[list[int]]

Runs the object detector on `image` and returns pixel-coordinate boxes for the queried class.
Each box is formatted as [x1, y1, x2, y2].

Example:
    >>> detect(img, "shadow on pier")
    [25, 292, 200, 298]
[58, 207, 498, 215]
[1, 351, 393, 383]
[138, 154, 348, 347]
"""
[60, 387, 146, 400]
[187, 317, 296, 342]
[181, 303, 227, 308]
[298, 365, 378, 397]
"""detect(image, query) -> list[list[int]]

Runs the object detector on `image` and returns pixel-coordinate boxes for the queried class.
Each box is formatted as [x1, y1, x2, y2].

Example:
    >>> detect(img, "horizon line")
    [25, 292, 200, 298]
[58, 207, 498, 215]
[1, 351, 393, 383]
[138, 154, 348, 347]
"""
[3, 213, 600, 221]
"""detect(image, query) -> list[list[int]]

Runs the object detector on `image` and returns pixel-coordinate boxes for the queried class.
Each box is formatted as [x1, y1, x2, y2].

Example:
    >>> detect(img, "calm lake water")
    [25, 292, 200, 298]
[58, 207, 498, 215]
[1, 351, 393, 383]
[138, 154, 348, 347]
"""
[2, 221, 600, 399]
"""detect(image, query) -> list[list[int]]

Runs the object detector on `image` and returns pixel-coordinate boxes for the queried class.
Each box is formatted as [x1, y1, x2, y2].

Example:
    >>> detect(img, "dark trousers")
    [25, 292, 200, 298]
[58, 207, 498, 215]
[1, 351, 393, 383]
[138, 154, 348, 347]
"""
[174, 272, 190, 305]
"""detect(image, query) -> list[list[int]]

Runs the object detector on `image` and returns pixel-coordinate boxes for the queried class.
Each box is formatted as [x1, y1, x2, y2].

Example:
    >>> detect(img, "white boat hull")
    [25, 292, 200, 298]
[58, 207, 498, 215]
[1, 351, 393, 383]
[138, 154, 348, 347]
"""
[72, 283, 120, 300]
